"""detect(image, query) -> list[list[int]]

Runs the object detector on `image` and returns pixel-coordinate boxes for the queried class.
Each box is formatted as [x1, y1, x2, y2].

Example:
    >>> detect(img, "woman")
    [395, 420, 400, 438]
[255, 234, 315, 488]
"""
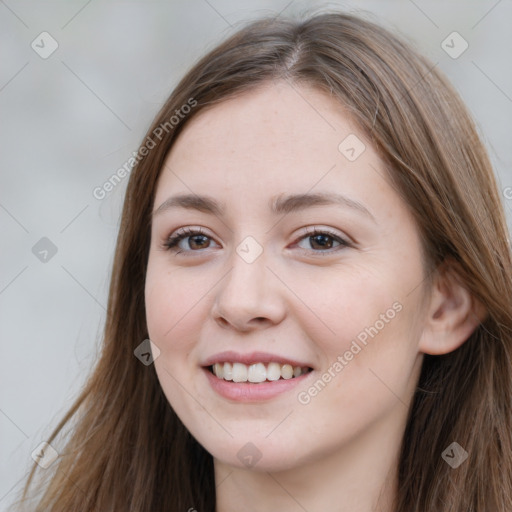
[14, 10, 512, 512]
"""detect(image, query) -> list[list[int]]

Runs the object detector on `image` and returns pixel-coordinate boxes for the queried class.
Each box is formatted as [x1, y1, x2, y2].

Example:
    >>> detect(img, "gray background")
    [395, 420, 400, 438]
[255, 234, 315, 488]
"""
[1, 0, 511, 509]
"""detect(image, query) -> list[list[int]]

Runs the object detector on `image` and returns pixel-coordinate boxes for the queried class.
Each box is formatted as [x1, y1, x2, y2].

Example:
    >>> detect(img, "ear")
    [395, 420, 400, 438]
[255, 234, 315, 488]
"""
[419, 258, 488, 355]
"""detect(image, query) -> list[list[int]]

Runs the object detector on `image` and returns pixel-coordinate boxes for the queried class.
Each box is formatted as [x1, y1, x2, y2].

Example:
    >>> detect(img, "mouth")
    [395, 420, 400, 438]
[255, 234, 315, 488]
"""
[206, 362, 314, 384]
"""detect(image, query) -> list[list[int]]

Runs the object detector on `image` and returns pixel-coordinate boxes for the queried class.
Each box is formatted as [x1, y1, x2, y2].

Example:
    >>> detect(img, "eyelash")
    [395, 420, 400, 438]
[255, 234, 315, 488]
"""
[162, 227, 351, 256]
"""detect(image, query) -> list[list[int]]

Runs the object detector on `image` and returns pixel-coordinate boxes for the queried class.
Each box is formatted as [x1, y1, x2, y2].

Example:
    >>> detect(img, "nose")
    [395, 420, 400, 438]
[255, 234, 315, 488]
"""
[211, 247, 286, 332]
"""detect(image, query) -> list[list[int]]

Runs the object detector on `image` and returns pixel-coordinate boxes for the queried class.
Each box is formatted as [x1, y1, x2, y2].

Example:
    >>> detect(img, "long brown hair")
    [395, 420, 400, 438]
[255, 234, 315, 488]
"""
[12, 10, 512, 511]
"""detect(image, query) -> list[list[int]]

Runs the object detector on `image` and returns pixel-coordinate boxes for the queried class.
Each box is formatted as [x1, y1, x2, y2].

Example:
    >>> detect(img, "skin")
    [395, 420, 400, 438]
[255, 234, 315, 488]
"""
[144, 81, 482, 512]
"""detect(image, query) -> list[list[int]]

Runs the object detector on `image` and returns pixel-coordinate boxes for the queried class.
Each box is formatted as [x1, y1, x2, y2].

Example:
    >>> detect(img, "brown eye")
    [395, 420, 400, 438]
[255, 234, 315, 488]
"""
[296, 228, 349, 254]
[308, 233, 336, 250]
[187, 234, 210, 250]
[164, 228, 219, 254]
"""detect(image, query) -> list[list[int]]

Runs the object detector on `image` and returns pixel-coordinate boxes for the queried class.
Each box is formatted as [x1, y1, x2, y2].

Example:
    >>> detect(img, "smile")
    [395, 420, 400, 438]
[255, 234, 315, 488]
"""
[210, 362, 313, 383]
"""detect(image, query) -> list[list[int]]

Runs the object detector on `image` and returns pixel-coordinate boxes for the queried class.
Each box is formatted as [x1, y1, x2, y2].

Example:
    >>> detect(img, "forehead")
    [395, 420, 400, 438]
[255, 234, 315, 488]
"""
[154, 81, 392, 220]
[167, 81, 358, 168]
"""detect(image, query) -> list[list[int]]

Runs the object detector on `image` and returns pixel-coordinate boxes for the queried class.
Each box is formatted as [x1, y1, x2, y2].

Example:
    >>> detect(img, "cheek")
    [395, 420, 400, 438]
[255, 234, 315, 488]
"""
[296, 260, 422, 392]
[299, 263, 398, 344]
[145, 262, 206, 415]
[144, 261, 200, 354]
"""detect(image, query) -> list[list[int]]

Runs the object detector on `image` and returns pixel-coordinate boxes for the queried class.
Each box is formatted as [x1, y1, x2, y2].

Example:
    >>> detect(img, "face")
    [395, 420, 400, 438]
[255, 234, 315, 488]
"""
[145, 81, 428, 473]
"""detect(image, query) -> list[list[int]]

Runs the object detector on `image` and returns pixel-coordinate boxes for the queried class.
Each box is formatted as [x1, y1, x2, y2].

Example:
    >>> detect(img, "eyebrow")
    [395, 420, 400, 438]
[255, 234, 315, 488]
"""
[152, 192, 376, 222]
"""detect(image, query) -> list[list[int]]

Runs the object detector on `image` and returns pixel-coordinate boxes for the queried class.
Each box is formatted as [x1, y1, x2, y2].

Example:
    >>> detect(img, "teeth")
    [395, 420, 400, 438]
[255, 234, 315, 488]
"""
[210, 362, 311, 383]
[223, 362, 233, 381]
[281, 364, 293, 379]
[266, 362, 281, 381]
[232, 362, 248, 382]
[248, 363, 266, 383]
[213, 363, 223, 379]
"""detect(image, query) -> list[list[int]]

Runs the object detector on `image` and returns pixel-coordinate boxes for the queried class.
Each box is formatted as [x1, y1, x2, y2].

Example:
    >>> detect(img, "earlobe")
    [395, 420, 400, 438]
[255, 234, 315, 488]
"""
[419, 260, 488, 356]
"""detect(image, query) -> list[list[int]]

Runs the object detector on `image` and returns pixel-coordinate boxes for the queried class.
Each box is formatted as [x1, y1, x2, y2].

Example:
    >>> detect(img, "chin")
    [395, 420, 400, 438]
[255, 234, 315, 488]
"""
[206, 438, 307, 473]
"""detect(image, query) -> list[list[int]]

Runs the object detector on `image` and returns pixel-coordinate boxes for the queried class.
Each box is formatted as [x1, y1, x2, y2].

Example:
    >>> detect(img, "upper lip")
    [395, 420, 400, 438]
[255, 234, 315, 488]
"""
[201, 351, 314, 369]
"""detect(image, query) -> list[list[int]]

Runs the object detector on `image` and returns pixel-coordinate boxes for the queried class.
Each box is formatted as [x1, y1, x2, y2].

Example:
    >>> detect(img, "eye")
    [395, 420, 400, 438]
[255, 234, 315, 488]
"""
[162, 227, 220, 255]
[294, 227, 351, 254]
[162, 226, 351, 256]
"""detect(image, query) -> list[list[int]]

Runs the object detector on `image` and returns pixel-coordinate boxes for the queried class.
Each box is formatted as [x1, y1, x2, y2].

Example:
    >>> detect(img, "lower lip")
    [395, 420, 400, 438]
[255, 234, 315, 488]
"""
[202, 367, 313, 402]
